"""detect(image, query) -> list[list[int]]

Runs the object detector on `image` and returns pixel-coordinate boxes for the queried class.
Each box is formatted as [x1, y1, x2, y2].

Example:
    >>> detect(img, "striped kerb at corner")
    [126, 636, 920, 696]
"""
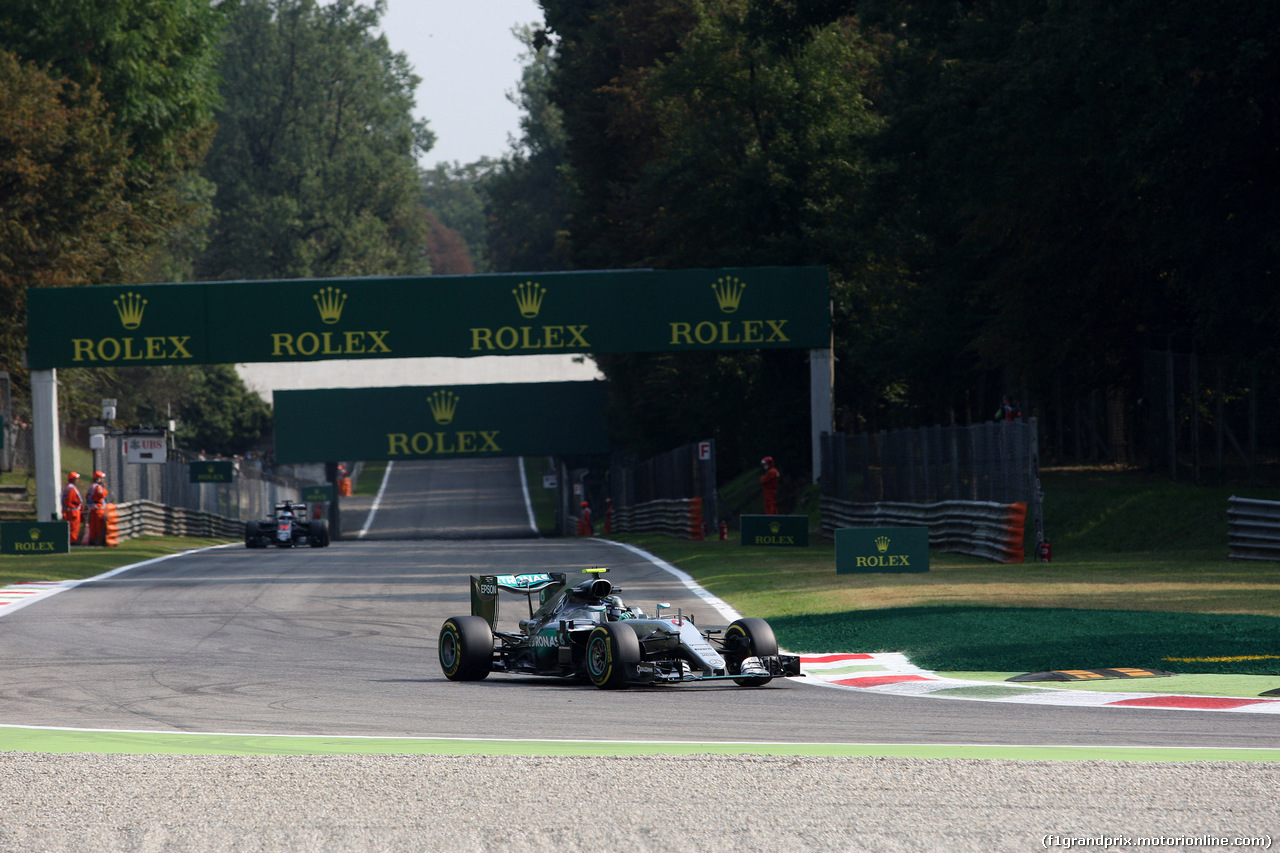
[794, 651, 1280, 713]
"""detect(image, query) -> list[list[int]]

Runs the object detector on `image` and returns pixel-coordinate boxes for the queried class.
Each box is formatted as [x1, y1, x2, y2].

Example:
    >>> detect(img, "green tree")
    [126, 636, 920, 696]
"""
[0, 0, 225, 285]
[537, 1, 889, 473]
[0, 51, 130, 374]
[420, 161, 494, 272]
[483, 24, 572, 273]
[199, 0, 434, 280]
[537, 0, 700, 269]
[861, 0, 1280, 437]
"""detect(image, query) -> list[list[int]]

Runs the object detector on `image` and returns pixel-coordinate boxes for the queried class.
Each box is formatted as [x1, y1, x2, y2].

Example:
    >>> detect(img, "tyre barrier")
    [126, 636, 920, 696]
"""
[112, 500, 244, 542]
[609, 498, 706, 540]
[1227, 496, 1280, 562]
[821, 497, 1027, 563]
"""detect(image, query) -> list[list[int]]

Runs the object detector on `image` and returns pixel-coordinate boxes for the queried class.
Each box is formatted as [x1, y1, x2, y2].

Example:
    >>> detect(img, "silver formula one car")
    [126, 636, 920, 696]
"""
[438, 568, 801, 688]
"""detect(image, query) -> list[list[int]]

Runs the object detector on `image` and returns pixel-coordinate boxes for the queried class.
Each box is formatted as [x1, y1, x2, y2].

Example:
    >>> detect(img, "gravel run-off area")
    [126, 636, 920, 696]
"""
[1, 753, 1276, 852]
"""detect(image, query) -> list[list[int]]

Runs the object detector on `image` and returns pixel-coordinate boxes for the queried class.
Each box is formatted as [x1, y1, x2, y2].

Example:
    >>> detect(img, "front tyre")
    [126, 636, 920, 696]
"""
[725, 617, 779, 687]
[244, 521, 261, 548]
[308, 519, 330, 547]
[586, 622, 640, 689]
[438, 616, 493, 681]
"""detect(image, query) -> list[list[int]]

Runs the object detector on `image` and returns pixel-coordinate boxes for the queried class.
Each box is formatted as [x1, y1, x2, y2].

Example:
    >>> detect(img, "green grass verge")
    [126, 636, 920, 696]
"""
[768, 606, 1280, 675]
[353, 460, 387, 497]
[0, 536, 234, 585]
[3, 726, 1278, 761]
[611, 466, 1280, 676]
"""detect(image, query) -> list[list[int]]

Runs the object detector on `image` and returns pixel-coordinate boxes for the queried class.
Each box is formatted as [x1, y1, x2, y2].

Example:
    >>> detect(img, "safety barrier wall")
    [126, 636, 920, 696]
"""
[609, 441, 718, 532]
[112, 499, 244, 541]
[608, 498, 705, 540]
[821, 420, 1043, 554]
[821, 497, 1027, 563]
[1227, 496, 1280, 561]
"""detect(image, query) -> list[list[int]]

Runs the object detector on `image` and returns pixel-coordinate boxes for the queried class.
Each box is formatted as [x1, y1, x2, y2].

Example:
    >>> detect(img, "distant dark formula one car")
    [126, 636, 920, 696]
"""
[244, 501, 330, 548]
[438, 568, 800, 689]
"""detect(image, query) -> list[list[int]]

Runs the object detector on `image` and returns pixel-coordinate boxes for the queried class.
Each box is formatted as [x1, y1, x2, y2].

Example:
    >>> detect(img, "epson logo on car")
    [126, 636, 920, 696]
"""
[479, 584, 498, 596]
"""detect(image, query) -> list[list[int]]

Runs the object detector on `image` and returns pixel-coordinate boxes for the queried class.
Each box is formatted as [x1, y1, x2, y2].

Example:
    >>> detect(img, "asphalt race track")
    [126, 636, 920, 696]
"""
[0, 457, 1275, 751]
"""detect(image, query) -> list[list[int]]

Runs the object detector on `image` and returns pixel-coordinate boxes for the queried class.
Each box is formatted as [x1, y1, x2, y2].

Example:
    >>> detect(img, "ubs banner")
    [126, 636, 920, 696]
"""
[273, 382, 610, 464]
[26, 267, 829, 369]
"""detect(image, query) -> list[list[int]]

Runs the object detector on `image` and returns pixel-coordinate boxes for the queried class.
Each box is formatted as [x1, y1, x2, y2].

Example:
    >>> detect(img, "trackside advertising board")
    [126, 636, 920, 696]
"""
[836, 527, 930, 573]
[1, 522, 69, 555]
[740, 515, 809, 547]
[272, 382, 610, 464]
[26, 267, 829, 369]
[189, 461, 233, 483]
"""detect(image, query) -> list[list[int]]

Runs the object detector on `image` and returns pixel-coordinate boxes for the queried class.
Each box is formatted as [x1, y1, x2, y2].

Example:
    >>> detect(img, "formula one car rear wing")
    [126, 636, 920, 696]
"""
[471, 572, 568, 628]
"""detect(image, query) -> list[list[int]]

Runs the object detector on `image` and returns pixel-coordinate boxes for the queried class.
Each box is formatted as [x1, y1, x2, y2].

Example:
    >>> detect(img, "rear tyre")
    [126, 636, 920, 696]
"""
[586, 622, 640, 689]
[438, 615, 493, 681]
[725, 617, 778, 687]
[309, 519, 330, 547]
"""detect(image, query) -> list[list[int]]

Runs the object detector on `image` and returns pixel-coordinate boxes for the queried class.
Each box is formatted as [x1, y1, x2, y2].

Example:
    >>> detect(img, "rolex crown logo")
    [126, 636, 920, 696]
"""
[711, 276, 745, 314]
[29, 528, 40, 541]
[313, 286, 348, 324]
[769, 521, 781, 534]
[113, 292, 147, 329]
[875, 535, 890, 553]
[428, 390, 460, 425]
[513, 281, 546, 318]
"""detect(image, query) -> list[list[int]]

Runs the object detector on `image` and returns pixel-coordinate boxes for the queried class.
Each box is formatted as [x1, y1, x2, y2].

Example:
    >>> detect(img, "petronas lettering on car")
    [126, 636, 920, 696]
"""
[437, 568, 801, 689]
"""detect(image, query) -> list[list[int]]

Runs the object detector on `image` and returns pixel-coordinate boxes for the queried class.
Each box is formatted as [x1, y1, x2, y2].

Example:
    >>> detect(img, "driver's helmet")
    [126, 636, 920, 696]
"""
[604, 595, 629, 621]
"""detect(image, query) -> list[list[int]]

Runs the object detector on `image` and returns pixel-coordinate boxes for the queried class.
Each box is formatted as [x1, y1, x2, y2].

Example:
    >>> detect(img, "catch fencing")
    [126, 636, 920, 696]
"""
[606, 441, 717, 538]
[821, 420, 1042, 561]
[1227, 496, 1280, 561]
[91, 433, 300, 536]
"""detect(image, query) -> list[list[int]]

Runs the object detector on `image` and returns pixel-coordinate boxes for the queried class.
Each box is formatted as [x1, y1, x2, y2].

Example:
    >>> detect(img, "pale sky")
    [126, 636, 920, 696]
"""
[380, 0, 545, 168]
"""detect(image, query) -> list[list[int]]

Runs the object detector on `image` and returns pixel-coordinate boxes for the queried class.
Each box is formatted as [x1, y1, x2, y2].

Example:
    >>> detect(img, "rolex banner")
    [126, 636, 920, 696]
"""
[272, 382, 610, 464]
[835, 527, 930, 573]
[740, 515, 809, 547]
[189, 461, 234, 483]
[1, 522, 69, 555]
[26, 267, 828, 369]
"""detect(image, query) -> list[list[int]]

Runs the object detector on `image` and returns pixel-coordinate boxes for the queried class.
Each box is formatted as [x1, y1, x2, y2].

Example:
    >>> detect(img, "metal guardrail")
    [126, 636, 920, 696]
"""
[822, 497, 1027, 563]
[822, 420, 1044, 552]
[1227, 496, 1280, 561]
[608, 498, 705, 540]
[113, 500, 244, 541]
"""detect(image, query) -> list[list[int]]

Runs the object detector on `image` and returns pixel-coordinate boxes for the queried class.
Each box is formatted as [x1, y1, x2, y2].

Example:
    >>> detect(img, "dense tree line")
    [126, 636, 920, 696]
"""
[460, 0, 1278, 478]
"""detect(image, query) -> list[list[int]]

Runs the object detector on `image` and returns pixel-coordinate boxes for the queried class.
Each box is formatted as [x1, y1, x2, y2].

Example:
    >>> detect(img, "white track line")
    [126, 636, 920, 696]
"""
[356, 460, 394, 539]
[517, 456, 538, 534]
[0, 543, 240, 619]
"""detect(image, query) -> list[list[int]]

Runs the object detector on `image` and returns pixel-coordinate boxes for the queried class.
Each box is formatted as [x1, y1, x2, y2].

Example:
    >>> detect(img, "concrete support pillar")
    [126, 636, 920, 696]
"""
[810, 347, 833, 483]
[32, 368, 62, 521]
